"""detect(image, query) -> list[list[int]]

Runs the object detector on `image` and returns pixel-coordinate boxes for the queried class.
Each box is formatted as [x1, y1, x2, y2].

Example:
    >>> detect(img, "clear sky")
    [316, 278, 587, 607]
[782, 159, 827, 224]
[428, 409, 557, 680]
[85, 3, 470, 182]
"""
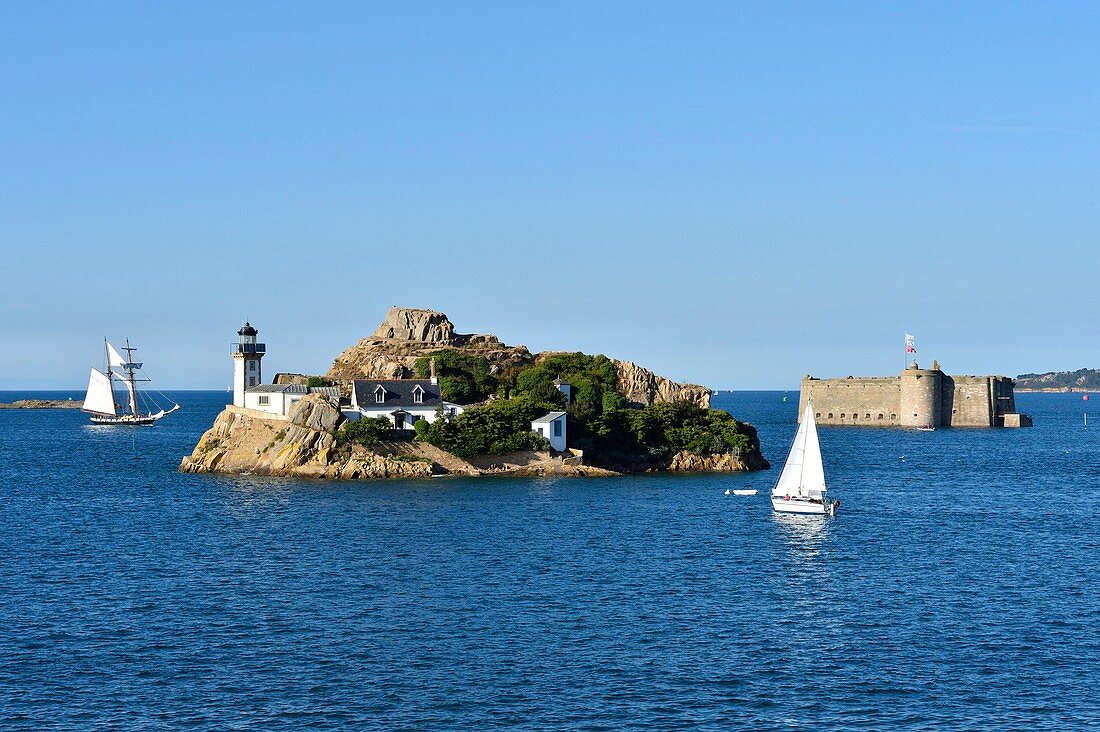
[2, 2, 1097, 389]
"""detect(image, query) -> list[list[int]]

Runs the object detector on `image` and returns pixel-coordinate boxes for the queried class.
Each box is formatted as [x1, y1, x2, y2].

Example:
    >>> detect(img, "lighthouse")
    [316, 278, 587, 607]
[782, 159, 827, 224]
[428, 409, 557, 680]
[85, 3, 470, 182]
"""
[231, 322, 265, 407]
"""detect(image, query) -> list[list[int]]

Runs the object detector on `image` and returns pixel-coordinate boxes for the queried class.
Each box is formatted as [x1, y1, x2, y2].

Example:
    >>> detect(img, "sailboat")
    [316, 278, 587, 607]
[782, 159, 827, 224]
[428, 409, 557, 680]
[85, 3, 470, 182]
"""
[82, 338, 180, 425]
[772, 403, 839, 515]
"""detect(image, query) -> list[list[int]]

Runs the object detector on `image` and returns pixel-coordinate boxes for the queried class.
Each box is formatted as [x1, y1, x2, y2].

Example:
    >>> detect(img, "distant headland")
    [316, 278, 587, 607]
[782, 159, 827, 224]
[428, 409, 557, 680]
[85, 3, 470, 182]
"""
[180, 307, 769, 479]
[1015, 368, 1100, 393]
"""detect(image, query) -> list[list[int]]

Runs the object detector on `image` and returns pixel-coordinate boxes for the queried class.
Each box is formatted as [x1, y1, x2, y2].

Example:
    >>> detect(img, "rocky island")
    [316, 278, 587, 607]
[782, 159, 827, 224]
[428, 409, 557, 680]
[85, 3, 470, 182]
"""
[180, 308, 768, 480]
[0, 399, 82, 409]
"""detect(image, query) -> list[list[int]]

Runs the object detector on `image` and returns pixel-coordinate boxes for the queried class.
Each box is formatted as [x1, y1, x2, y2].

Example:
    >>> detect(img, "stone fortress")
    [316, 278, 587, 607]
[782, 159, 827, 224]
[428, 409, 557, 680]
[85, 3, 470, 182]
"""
[799, 361, 1032, 428]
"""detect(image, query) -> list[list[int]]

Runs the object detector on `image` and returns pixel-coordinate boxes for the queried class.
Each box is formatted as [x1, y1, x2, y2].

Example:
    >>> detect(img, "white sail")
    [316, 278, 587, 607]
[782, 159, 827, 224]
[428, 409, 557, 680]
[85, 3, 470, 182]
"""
[83, 368, 117, 415]
[107, 341, 127, 369]
[773, 404, 826, 498]
[799, 405, 827, 497]
[117, 374, 138, 415]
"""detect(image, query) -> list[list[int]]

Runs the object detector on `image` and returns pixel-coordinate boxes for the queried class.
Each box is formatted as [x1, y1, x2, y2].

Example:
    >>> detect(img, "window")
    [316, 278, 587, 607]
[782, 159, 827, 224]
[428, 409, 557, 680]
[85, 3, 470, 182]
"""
[413, 388, 423, 404]
[828, 413, 833, 418]
[537, 427, 544, 436]
[249, 361, 256, 371]
[878, 414, 884, 420]
[816, 413, 821, 418]
[449, 407, 457, 416]
[553, 420, 562, 437]
[375, 387, 385, 404]
[249, 377, 256, 386]
[258, 396, 270, 406]
[840, 413, 846, 418]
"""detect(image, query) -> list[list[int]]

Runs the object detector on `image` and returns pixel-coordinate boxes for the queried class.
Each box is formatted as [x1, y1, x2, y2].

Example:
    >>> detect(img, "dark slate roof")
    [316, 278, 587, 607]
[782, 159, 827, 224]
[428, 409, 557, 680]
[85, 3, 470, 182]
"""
[354, 379, 446, 409]
[238, 321, 258, 336]
[246, 384, 340, 398]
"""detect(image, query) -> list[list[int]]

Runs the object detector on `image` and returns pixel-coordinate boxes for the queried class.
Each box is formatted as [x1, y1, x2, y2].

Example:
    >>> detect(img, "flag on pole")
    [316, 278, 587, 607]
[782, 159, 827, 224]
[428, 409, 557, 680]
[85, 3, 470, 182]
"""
[905, 333, 917, 354]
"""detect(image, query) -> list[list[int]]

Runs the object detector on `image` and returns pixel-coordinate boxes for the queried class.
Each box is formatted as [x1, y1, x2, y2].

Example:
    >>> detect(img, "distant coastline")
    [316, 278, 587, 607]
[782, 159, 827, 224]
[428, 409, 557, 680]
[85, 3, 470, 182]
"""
[1015, 368, 1100, 393]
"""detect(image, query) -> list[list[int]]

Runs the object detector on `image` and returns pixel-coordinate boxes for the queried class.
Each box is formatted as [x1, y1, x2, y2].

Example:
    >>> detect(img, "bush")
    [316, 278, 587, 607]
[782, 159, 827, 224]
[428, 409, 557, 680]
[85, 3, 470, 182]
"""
[414, 350, 496, 404]
[336, 417, 393, 448]
[593, 400, 759, 459]
[420, 395, 553, 458]
[307, 377, 333, 387]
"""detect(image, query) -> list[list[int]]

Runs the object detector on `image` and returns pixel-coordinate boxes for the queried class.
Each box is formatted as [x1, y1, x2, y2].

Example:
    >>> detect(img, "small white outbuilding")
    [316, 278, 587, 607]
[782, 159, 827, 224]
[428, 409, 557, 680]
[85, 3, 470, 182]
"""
[531, 411, 568, 452]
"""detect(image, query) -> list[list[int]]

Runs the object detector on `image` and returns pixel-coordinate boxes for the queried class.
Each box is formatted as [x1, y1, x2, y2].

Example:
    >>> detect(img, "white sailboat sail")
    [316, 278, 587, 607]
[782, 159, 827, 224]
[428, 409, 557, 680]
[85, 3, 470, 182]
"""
[83, 369, 117, 415]
[106, 341, 127, 369]
[774, 404, 826, 498]
[117, 374, 138, 415]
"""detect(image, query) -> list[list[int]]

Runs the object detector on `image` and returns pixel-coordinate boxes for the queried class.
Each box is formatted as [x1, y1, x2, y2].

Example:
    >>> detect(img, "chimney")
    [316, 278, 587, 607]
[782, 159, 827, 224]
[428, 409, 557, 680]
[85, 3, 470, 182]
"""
[430, 357, 438, 385]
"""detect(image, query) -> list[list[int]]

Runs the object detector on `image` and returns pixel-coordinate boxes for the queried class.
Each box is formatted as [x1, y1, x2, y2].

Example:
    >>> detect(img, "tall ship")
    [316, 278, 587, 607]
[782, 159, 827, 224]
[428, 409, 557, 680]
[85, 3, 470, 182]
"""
[82, 339, 179, 425]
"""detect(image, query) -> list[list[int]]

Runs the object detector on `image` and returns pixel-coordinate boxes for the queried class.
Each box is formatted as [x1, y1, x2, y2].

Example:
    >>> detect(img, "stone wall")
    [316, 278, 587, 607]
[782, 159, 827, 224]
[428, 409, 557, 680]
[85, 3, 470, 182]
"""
[798, 377, 901, 426]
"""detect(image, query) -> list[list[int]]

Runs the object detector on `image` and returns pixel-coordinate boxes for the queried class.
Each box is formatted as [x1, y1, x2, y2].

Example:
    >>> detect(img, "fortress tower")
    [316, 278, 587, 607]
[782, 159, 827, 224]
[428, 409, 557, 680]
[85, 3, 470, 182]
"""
[231, 322, 265, 407]
[899, 361, 942, 428]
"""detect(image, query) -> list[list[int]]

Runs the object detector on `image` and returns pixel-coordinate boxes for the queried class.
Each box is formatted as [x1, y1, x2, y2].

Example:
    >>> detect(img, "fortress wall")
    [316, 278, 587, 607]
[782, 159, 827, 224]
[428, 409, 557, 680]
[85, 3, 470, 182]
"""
[799, 377, 901, 426]
[949, 376, 995, 426]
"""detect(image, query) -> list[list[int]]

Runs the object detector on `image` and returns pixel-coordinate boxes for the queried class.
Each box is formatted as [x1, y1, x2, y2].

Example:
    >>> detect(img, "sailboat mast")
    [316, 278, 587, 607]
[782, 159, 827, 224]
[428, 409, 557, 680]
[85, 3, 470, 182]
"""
[104, 337, 118, 411]
[123, 338, 139, 415]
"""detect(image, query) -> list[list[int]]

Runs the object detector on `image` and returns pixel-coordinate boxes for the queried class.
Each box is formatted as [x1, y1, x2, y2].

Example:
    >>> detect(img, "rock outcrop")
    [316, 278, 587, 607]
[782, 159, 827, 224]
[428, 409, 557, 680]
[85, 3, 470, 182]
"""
[612, 359, 711, 408]
[0, 400, 83, 409]
[372, 307, 455, 342]
[327, 307, 534, 381]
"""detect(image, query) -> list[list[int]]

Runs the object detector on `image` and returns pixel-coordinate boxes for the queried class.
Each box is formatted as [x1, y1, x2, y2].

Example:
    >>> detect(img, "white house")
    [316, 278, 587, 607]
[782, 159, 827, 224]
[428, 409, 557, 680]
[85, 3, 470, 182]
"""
[532, 411, 568, 452]
[244, 383, 341, 417]
[350, 379, 464, 429]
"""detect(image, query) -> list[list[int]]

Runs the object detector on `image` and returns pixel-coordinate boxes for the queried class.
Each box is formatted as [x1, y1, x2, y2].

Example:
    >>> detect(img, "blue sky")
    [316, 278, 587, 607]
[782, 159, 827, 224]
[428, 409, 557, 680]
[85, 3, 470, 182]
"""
[2, 2, 1097, 389]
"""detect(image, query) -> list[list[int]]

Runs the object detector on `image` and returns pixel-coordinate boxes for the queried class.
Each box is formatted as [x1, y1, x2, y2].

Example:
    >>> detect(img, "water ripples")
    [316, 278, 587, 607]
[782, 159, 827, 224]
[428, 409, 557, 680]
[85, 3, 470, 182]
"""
[1, 391, 1099, 729]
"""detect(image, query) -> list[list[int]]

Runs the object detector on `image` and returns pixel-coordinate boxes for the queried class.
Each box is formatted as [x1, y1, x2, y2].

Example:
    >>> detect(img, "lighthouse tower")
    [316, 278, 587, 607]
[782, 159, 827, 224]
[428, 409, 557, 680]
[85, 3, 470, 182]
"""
[232, 322, 265, 407]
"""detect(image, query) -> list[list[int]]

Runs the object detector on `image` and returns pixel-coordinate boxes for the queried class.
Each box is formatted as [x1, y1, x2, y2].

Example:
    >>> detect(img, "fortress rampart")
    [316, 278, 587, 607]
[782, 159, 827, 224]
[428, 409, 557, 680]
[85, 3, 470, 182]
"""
[798, 361, 1029, 428]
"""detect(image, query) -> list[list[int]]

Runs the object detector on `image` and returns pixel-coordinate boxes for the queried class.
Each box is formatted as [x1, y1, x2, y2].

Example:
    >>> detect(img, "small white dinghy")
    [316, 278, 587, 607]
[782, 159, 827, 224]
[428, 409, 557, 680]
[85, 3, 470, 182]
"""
[729, 489, 757, 496]
[772, 403, 839, 515]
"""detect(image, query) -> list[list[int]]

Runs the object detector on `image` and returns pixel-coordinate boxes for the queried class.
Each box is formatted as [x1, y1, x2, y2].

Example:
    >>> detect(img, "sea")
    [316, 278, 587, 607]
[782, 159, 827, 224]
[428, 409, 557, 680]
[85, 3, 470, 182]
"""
[1, 390, 1098, 730]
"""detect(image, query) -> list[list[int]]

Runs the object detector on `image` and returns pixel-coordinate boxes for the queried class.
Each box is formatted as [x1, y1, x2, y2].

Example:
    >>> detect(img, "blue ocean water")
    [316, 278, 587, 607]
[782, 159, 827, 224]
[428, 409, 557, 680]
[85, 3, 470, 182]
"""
[1, 390, 1098, 729]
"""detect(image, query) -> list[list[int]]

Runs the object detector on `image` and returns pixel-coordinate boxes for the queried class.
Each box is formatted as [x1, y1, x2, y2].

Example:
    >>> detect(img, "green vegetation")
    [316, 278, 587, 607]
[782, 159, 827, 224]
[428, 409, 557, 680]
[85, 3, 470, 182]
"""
[306, 377, 334, 387]
[336, 417, 399, 448]
[593, 400, 759, 460]
[409, 349, 761, 463]
[414, 350, 496, 404]
[418, 395, 552, 458]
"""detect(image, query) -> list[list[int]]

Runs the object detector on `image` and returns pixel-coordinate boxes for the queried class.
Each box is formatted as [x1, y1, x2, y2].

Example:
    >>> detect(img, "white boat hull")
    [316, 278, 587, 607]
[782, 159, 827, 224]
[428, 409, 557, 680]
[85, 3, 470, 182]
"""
[771, 495, 828, 514]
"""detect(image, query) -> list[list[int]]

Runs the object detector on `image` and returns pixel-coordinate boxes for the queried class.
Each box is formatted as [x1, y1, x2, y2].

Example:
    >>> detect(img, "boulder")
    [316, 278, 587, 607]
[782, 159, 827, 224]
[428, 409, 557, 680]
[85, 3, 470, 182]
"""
[372, 307, 455, 342]
[289, 394, 343, 432]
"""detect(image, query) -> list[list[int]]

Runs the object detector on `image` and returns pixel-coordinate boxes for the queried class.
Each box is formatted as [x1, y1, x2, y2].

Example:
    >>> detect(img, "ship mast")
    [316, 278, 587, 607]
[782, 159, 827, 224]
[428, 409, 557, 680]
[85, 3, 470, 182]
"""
[104, 337, 119, 412]
[122, 339, 140, 416]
